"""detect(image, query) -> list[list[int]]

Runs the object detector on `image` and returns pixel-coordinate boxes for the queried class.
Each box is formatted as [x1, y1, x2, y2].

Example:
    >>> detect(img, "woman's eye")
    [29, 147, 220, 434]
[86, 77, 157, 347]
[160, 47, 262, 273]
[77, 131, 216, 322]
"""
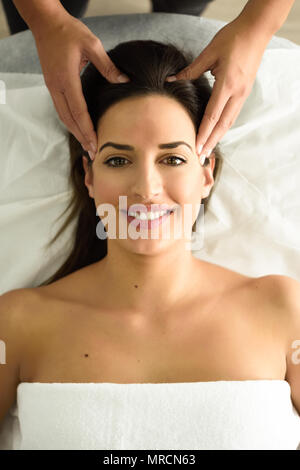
[103, 157, 129, 167]
[164, 156, 187, 166]
[103, 156, 187, 168]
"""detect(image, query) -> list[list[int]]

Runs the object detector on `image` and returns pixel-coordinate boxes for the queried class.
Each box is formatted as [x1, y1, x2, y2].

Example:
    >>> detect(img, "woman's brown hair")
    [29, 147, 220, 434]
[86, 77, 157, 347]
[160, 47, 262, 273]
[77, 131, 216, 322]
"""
[39, 39, 223, 286]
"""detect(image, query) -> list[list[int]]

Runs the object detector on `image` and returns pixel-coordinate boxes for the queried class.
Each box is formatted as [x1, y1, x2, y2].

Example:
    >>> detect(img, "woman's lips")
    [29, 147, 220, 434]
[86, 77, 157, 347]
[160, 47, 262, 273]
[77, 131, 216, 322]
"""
[121, 210, 174, 230]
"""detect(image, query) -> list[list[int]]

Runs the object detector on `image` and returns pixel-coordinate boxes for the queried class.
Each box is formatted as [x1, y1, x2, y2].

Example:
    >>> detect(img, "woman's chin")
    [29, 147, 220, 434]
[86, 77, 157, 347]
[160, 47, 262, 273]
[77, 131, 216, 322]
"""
[119, 237, 177, 256]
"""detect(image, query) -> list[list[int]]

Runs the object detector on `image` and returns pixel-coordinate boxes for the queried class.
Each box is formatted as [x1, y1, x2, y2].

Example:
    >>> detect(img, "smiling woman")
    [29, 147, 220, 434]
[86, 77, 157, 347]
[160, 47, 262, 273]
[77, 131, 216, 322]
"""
[1, 39, 299, 451]
[38, 39, 223, 286]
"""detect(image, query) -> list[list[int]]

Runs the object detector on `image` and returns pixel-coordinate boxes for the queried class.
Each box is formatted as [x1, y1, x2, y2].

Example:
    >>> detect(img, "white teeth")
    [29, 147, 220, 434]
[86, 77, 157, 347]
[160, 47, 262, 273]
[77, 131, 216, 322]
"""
[128, 210, 169, 220]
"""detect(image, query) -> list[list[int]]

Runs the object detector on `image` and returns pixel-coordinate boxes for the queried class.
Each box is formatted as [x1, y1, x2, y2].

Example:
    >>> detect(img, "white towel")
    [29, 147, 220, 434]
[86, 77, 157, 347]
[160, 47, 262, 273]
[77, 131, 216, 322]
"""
[0, 380, 299, 450]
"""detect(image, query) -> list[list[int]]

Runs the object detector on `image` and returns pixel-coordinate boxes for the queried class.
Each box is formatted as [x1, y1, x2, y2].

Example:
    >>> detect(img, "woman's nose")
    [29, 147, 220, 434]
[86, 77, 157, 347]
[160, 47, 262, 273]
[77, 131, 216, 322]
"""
[131, 165, 162, 200]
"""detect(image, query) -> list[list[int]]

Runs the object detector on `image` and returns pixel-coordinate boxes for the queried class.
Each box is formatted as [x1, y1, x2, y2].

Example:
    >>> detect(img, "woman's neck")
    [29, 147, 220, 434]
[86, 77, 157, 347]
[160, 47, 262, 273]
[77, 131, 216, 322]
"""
[91, 245, 204, 317]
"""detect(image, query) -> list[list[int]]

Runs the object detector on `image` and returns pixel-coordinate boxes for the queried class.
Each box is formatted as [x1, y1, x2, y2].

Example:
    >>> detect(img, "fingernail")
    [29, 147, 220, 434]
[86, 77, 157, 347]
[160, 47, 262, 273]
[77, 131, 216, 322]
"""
[90, 142, 97, 153]
[88, 150, 95, 161]
[117, 74, 129, 83]
[197, 144, 203, 155]
[166, 75, 177, 82]
[200, 155, 206, 166]
[207, 148, 212, 157]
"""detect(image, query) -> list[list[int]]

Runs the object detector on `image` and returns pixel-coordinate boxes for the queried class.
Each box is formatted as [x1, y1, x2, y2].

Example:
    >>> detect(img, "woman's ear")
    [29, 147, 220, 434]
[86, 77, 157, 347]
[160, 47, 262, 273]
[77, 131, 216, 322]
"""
[201, 154, 215, 199]
[82, 155, 94, 199]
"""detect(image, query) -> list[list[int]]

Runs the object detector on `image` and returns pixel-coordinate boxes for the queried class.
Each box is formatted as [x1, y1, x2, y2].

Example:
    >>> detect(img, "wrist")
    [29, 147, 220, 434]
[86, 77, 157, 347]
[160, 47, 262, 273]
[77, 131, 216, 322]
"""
[234, 0, 294, 42]
[25, 3, 70, 39]
[232, 14, 274, 49]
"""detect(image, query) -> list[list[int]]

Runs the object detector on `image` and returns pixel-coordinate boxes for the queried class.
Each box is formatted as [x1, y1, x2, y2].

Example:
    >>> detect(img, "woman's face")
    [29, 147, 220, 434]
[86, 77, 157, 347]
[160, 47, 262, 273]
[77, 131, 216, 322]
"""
[83, 94, 215, 252]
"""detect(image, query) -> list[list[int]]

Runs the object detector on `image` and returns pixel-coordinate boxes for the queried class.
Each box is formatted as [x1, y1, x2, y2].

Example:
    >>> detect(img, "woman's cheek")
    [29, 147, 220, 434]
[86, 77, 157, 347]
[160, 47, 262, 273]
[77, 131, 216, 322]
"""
[173, 170, 201, 199]
[93, 176, 124, 204]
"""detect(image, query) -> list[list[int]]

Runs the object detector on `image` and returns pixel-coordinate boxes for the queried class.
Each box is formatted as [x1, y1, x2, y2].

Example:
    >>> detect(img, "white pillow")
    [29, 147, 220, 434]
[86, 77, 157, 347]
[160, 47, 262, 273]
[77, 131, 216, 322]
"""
[193, 49, 300, 279]
[0, 73, 75, 294]
[1, 47, 300, 294]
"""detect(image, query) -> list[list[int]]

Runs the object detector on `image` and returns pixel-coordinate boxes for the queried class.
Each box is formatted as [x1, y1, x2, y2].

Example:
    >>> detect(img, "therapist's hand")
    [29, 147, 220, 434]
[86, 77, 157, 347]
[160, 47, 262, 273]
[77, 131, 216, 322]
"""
[32, 11, 129, 157]
[166, 18, 270, 158]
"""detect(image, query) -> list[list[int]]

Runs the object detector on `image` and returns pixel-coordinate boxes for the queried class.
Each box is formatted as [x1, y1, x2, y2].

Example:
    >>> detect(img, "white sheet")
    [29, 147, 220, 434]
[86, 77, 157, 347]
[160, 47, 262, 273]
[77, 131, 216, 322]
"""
[192, 49, 300, 279]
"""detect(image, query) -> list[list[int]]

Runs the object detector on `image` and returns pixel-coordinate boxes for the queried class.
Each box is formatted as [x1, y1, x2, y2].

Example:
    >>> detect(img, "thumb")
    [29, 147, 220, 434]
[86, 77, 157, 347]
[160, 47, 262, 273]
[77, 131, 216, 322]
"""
[87, 38, 130, 83]
[166, 48, 211, 82]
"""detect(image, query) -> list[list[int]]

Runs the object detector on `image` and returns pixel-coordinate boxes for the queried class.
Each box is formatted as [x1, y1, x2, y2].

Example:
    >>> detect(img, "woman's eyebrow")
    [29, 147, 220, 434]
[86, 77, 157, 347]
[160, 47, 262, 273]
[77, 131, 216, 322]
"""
[98, 141, 193, 153]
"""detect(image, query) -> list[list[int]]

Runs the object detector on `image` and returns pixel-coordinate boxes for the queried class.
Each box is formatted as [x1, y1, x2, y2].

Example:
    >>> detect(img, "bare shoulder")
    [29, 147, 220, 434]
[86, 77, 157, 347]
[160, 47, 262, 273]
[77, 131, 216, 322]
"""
[0, 287, 44, 328]
[246, 273, 300, 332]
[0, 287, 54, 361]
[0, 288, 42, 422]
[0, 288, 33, 358]
[256, 274, 300, 414]
[0, 288, 43, 352]
[214, 269, 296, 340]
[0, 286, 63, 384]
[254, 274, 300, 318]
[0, 287, 36, 327]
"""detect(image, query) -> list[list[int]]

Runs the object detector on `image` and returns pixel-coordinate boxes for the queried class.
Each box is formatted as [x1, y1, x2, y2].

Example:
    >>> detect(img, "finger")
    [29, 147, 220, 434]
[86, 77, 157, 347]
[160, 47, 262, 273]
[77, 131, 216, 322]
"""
[195, 79, 232, 154]
[87, 38, 130, 84]
[166, 49, 211, 81]
[62, 74, 98, 153]
[199, 96, 243, 156]
[51, 89, 92, 151]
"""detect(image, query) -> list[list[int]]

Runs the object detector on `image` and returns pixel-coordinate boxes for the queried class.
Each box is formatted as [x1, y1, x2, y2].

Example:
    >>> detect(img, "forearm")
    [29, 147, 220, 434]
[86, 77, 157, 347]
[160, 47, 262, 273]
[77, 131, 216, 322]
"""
[12, 0, 68, 33]
[237, 0, 295, 39]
